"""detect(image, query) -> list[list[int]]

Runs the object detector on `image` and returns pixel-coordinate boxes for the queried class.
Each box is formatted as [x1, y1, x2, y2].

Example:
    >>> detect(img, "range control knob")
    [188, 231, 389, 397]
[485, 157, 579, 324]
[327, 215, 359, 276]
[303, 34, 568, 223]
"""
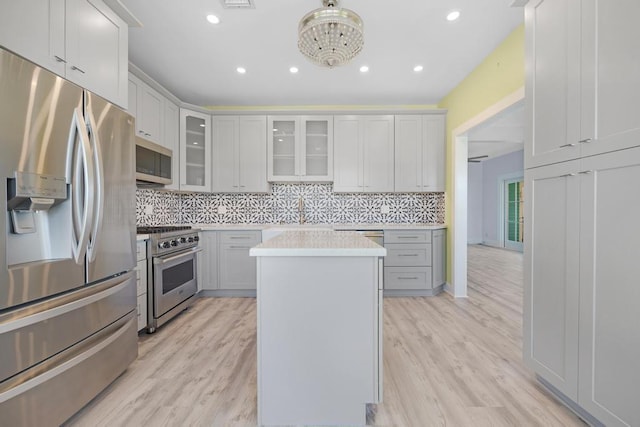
[179, 237, 187, 244]
[187, 236, 194, 243]
[193, 235, 200, 242]
[158, 241, 170, 249]
[170, 240, 178, 246]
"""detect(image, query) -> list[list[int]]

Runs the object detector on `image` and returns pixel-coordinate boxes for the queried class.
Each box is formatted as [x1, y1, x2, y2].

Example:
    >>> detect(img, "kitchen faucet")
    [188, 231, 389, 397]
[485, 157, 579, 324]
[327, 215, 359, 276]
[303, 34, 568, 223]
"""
[298, 196, 306, 224]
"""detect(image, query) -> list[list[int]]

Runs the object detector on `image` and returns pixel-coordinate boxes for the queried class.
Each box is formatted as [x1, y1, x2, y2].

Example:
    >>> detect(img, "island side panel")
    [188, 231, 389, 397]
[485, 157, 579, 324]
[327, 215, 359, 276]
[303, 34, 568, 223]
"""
[256, 255, 380, 427]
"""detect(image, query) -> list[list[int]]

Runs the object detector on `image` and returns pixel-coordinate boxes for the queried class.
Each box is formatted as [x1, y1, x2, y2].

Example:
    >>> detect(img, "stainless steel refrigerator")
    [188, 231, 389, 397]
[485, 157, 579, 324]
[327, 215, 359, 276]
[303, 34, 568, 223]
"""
[0, 48, 137, 425]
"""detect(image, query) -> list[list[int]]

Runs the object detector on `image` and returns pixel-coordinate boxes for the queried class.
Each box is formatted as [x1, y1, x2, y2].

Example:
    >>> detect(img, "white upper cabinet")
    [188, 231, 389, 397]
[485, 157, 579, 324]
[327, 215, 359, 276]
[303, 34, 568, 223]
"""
[213, 116, 268, 193]
[0, 0, 128, 108]
[180, 109, 211, 192]
[128, 74, 163, 144]
[525, 0, 581, 168]
[268, 116, 333, 182]
[394, 115, 445, 192]
[163, 101, 180, 191]
[334, 115, 394, 193]
[0, 0, 66, 76]
[526, 0, 640, 168]
[579, 0, 640, 158]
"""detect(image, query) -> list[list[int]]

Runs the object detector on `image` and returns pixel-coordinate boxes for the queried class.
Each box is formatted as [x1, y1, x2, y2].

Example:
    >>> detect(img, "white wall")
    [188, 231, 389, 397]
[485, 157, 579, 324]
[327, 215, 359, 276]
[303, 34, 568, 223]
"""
[467, 162, 484, 244]
[481, 149, 524, 247]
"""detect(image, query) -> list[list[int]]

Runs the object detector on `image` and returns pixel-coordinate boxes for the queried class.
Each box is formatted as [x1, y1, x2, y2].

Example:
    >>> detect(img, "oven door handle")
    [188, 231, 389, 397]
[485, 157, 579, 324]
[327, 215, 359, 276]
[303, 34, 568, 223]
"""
[153, 248, 203, 265]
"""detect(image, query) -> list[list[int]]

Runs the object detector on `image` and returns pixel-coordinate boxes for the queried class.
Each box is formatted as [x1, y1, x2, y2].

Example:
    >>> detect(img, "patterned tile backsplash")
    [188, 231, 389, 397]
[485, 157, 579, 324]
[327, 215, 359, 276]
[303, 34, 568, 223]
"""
[136, 184, 445, 226]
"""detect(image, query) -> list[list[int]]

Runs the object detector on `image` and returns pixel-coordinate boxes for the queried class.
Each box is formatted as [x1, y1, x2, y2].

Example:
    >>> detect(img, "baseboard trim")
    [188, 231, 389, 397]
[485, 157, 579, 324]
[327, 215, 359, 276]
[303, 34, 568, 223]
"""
[198, 290, 257, 298]
[536, 376, 604, 427]
[384, 285, 444, 297]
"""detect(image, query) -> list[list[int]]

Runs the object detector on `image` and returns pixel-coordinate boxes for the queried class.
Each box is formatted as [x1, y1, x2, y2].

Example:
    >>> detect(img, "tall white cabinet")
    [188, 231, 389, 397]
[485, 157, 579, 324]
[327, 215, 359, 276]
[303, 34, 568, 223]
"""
[525, 2, 640, 426]
[213, 116, 269, 193]
[394, 114, 445, 192]
[333, 115, 394, 193]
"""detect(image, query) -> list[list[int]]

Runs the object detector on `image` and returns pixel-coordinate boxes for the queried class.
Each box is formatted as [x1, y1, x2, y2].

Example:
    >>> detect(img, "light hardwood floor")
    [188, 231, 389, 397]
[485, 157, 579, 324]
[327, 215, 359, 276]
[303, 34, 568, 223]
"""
[66, 245, 585, 426]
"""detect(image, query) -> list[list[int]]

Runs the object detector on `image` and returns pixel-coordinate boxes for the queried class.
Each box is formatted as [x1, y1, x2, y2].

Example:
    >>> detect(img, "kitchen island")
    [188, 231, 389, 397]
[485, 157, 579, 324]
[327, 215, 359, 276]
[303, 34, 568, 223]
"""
[250, 230, 386, 426]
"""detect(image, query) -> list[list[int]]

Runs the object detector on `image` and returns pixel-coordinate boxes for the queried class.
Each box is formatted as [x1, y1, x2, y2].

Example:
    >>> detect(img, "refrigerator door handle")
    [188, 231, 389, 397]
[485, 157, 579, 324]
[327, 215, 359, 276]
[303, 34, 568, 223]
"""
[85, 105, 104, 263]
[66, 108, 95, 264]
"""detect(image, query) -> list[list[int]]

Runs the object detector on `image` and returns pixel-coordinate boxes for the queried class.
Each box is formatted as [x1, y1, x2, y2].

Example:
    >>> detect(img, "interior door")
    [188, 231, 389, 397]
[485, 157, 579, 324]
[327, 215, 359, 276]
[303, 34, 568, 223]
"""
[504, 178, 524, 251]
[85, 92, 136, 284]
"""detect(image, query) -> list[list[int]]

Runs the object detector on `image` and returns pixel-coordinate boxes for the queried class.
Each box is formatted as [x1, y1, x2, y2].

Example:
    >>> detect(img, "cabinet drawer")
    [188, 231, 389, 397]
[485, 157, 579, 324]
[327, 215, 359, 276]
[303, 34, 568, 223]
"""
[385, 244, 431, 266]
[136, 293, 147, 331]
[136, 240, 147, 262]
[384, 267, 432, 290]
[384, 230, 430, 244]
[219, 231, 261, 245]
[135, 259, 147, 296]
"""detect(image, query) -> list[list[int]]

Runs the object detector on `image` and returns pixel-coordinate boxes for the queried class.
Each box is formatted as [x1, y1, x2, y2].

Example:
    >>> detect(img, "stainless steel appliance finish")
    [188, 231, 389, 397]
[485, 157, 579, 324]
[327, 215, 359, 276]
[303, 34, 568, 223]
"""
[135, 137, 172, 185]
[138, 226, 201, 333]
[0, 48, 137, 426]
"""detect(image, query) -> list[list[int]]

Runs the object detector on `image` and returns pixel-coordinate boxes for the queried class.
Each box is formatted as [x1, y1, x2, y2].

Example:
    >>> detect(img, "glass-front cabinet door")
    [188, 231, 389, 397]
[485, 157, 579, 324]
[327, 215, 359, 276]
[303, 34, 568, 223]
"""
[268, 117, 298, 181]
[267, 116, 333, 182]
[302, 116, 333, 181]
[180, 109, 211, 192]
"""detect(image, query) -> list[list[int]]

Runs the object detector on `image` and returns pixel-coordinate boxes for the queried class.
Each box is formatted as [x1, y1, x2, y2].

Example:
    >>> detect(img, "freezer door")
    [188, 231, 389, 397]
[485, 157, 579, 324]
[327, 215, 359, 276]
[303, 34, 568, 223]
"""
[0, 48, 86, 310]
[85, 92, 136, 283]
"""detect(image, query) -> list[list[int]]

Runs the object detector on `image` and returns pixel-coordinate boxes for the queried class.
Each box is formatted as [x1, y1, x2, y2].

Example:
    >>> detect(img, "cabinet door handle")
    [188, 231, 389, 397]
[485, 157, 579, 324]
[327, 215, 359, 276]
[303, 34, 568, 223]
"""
[397, 236, 419, 239]
[230, 236, 252, 240]
[578, 138, 593, 144]
[54, 55, 67, 63]
[398, 254, 419, 257]
[70, 65, 85, 74]
[579, 170, 593, 175]
[559, 173, 576, 177]
[398, 277, 419, 280]
[559, 143, 576, 148]
[229, 246, 250, 249]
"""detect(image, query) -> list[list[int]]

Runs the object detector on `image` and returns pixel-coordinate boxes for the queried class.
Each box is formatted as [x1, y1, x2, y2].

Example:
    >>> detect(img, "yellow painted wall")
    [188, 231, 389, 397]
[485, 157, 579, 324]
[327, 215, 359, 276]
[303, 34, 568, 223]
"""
[437, 24, 525, 285]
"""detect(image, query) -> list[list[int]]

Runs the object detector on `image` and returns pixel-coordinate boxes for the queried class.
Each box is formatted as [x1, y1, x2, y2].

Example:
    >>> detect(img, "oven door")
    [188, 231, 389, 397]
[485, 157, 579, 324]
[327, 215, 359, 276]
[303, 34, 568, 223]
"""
[152, 247, 201, 317]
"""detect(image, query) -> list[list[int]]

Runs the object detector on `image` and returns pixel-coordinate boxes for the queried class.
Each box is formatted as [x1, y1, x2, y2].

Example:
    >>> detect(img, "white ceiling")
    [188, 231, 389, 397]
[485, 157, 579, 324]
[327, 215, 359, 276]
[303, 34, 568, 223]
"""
[121, 0, 523, 106]
[467, 102, 524, 161]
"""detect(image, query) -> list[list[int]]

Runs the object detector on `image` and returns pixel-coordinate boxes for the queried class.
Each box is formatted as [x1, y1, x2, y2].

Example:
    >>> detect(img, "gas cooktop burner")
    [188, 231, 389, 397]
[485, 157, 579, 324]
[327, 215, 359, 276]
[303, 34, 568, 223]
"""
[137, 226, 191, 234]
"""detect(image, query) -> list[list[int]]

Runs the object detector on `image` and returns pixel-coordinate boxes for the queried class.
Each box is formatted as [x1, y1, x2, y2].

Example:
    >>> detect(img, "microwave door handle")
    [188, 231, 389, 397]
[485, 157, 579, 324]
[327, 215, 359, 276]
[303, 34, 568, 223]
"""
[67, 108, 95, 264]
[85, 106, 104, 263]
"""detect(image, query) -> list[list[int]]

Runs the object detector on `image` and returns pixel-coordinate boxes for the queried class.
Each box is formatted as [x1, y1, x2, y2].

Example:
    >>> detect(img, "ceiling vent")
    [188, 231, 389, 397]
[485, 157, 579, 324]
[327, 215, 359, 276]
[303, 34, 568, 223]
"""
[220, 0, 254, 8]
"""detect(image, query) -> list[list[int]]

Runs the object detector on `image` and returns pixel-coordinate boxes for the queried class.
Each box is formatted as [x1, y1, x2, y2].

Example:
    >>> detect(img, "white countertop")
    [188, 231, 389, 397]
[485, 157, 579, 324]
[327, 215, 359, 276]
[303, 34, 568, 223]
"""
[250, 230, 387, 257]
[136, 234, 149, 241]
[193, 223, 445, 232]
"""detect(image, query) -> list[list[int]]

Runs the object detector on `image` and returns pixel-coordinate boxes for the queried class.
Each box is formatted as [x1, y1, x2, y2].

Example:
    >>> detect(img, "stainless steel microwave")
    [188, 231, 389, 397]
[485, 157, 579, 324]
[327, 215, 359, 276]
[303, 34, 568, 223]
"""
[135, 138, 172, 185]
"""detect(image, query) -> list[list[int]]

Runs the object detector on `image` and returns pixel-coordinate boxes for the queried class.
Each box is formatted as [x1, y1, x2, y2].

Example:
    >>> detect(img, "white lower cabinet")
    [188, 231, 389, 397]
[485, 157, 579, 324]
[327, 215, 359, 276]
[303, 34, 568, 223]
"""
[218, 231, 261, 291]
[135, 240, 148, 332]
[525, 147, 640, 426]
[383, 229, 445, 296]
[199, 231, 218, 291]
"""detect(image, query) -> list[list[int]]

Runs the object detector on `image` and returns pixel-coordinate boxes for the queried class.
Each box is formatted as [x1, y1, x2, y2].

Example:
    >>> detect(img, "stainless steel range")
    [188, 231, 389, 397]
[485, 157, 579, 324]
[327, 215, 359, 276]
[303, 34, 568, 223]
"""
[137, 226, 201, 333]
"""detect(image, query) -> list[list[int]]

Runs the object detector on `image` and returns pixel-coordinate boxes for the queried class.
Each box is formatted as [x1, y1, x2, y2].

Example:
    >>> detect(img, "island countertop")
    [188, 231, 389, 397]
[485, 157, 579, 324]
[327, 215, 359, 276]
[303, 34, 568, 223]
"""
[249, 230, 386, 257]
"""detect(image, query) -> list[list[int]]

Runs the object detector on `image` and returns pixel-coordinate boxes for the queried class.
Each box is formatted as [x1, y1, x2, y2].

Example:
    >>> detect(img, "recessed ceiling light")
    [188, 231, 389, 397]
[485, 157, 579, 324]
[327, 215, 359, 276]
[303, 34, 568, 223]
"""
[199, 123, 205, 127]
[237, 67, 246, 74]
[447, 10, 460, 21]
[278, 138, 283, 142]
[360, 65, 369, 73]
[193, 141, 199, 145]
[289, 66, 299, 74]
[206, 14, 220, 24]
[273, 128, 278, 132]
[414, 65, 424, 72]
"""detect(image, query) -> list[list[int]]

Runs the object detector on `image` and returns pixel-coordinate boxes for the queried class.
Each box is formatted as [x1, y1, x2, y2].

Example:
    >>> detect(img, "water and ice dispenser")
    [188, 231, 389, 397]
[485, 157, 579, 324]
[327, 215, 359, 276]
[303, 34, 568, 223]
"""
[6, 171, 71, 265]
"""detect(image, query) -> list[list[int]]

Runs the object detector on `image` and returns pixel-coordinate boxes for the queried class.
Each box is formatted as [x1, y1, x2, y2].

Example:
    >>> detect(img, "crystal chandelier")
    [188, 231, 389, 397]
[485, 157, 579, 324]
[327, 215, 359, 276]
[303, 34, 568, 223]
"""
[298, 0, 364, 68]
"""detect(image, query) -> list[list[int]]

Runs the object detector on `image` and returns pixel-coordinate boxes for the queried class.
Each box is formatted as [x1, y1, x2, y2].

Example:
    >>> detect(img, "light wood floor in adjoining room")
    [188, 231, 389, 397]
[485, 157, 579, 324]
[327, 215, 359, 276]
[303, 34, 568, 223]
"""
[67, 245, 585, 427]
